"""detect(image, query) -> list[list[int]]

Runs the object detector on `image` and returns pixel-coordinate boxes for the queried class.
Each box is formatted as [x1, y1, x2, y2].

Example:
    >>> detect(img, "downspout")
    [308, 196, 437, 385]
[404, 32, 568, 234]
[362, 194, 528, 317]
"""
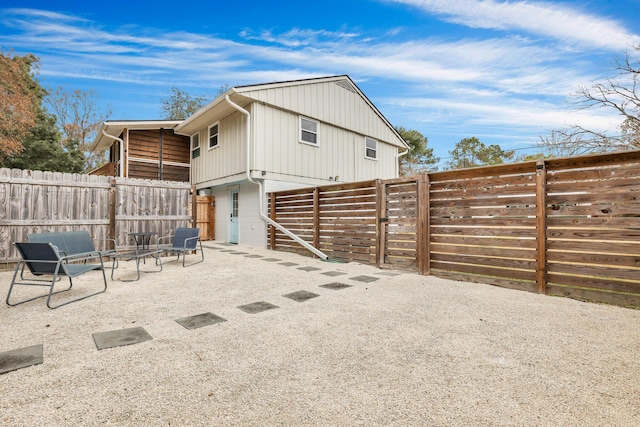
[224, 94, 329, 260]
[101, 128, 124, 177]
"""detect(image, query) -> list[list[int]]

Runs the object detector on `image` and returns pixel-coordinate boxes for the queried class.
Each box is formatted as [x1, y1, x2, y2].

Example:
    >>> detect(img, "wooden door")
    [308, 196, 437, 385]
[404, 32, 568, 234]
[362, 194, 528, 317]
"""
[378, 178, 423, 272]
[195, 196, 215, 240]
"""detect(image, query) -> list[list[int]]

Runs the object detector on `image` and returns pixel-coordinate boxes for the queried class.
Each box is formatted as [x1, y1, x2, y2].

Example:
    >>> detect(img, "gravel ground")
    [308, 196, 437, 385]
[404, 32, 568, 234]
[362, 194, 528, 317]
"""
[1, 243, 639, 426]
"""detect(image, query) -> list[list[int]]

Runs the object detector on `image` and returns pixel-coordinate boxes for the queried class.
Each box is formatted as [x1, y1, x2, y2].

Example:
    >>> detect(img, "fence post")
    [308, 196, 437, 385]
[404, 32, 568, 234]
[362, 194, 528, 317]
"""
[536, 161, 547, 294]
[375, 179, 384, 268]
[417, 173, 431, 276]
[269, 192, 276, 250]
[109, 177, 117, 248]
[313, 187, 320, 249]
[191, 185, 197, 227]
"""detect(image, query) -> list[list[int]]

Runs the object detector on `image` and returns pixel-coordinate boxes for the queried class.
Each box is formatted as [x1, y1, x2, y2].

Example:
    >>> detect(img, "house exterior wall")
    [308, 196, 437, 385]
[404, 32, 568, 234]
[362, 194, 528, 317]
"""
[209, 181, 264, 247]
[252, 103, 398, 184]
[190, 109, 248, 188]
[237, 79, 401, 146]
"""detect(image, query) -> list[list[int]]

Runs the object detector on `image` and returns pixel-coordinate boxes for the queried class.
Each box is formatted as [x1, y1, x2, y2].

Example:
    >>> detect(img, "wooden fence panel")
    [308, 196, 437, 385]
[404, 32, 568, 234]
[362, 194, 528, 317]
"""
[428, 166, 539, 292]
[114, 177, 192, 248]
[380, 178, 419, 270]
[544, 157, 640, 307]
[263, 151, 640, 308]
[0, 168, 112, 263]
[0, 169, 193, 266]
[317, 182, 378, 264]
[268, 187, 316, 255]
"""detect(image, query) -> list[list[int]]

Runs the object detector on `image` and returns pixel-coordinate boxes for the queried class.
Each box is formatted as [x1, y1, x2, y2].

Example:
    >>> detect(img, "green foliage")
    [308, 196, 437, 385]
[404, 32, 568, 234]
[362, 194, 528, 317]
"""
[395, 127, 439, 176]
[0, 52, 85, 173]
[0, 109, 84, 173]
[161, 87, 209, 120]
[446, 137, 514, 170]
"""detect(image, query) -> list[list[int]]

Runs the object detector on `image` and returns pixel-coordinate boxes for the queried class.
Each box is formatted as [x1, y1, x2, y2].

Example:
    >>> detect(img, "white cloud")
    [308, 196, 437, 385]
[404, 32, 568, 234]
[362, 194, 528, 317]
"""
[386, 0, 640, 50]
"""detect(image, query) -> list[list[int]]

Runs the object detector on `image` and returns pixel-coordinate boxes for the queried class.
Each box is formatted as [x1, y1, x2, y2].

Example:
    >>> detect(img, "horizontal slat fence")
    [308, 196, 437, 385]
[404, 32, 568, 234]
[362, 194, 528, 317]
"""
[544, 153, 640, 307]
[428, 163, 539, 292]
[269, 181, 379, 263]
[318, 181, 378, 264]
[0, 168, 192, 267]
[269, 150, 640, 308]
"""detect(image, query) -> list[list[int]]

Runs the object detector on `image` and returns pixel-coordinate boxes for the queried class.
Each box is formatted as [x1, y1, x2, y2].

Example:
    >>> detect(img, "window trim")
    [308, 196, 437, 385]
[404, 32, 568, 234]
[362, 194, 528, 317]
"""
[365, 136, 378, 160]
[208, 122, 220, 150]
[299, 116, 319, 146]
[191, 132, 200, 158]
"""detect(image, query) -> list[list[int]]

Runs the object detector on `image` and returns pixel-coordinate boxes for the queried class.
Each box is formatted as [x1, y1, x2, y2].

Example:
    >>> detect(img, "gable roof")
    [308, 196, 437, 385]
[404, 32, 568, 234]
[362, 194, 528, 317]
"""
[91, 120, 183, 151]
[175, 75, 408, 150]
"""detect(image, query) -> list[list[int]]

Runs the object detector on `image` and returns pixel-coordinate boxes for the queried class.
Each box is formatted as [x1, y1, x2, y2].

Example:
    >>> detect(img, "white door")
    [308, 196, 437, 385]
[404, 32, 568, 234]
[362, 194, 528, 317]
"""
[229, 189, 239, 244]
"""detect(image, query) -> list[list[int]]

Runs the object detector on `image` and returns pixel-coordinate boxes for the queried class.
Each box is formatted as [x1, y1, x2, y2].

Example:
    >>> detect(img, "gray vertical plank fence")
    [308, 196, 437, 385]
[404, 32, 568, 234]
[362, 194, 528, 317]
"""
[0, 168, 192, 267]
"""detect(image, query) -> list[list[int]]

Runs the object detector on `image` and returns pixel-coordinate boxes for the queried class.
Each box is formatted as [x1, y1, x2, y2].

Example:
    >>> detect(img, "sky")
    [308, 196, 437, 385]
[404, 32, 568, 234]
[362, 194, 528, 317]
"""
[1, 0, 639, 167]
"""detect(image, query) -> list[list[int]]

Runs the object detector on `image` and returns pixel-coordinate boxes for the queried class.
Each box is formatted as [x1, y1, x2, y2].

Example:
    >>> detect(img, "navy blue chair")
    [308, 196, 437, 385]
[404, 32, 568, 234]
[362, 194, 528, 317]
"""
[7, 242, 108, 309]
[156, 228, 204, 267]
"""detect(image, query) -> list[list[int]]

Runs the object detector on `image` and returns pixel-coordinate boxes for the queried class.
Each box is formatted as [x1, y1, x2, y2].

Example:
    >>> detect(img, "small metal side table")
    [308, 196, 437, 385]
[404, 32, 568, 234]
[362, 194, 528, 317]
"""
[128, 232, 157, 263]
[128, 232, 157, 250]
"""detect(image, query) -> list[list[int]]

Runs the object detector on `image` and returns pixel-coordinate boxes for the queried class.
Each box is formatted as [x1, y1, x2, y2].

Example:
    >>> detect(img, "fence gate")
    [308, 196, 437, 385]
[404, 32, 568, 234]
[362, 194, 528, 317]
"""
[195, 196, 216, 241]
[378, 177, 425, 272]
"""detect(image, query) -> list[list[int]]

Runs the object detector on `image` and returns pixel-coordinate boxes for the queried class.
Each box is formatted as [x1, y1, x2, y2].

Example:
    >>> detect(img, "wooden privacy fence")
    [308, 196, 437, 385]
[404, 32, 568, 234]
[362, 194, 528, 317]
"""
[268, 150, 640, 308]
[0, 168, 192, 265]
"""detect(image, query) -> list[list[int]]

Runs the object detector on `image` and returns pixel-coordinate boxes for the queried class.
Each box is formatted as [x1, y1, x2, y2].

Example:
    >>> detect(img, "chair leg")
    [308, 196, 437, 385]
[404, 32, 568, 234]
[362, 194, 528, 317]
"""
[6, 261, 72, 307]
[182, 241, 205, 267]
[46, 267, 108, 309]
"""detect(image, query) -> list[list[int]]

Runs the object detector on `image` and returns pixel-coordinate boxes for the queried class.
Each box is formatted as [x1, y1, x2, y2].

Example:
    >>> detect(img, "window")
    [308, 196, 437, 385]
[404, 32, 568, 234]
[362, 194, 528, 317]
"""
[208, 123, 219, 149]
[365, 137, 378, 160]
[300, 117, 318, 145]
[191, 133, 200, 159]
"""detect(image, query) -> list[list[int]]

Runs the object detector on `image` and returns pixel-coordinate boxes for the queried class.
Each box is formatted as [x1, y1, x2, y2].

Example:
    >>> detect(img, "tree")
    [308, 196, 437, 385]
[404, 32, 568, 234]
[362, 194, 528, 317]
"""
[529, 129, 599, 159]
[0, 52, 85, 173]
[553, 44, 640, 153]
[46, 87, 111, 172]
[446, 137, 514, 170]
[0, 107, 84, 173]
[215, 84, 231, 98]
[0, 51, 42, 159]
[395, 127, 439, 175]
[161, 87, 209, 120]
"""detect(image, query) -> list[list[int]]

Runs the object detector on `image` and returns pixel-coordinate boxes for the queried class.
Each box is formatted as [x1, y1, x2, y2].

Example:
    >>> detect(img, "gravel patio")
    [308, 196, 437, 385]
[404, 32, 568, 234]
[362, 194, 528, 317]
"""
[1, 243, 639, 426]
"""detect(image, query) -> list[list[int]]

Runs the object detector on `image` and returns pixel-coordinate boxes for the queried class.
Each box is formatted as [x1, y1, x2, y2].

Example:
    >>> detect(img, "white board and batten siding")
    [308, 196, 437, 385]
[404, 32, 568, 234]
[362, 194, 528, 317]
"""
[236, 77, 403, 149]
[252, 102, 399, 183]
[190, 109, 247, 188]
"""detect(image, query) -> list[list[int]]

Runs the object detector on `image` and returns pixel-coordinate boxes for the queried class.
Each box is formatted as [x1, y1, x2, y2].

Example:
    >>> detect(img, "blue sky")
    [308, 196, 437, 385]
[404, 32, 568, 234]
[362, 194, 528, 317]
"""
[1, 0, 639, 166]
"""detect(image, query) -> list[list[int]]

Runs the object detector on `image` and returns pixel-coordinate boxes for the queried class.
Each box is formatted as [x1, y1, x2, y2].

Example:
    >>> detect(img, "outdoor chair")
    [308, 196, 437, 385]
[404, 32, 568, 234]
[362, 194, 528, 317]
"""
[24, 230, 118, 280]
[7, 242, 108, 309]
[27, 230, 117, 258]
[156, 227, 204, 267]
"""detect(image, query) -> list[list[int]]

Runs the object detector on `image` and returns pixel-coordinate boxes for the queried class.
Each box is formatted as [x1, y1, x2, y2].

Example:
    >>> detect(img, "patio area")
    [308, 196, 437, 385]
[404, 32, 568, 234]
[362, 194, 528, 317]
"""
[1, 243, 639, 426]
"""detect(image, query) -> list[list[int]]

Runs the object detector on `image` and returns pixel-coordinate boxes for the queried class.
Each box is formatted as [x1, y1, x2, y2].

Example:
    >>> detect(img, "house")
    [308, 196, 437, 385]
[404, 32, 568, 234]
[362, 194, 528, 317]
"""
[90, 120, 190, 182]
[174, 75, 409, 248]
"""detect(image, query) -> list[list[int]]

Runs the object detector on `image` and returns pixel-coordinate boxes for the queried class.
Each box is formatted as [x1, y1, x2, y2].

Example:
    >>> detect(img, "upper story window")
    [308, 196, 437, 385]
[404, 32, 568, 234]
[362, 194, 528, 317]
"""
[208, 123, 219, 149]
[300, 116, 318, 145]
[365, 137, 378, 160]
[191, 133, 200, 159]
